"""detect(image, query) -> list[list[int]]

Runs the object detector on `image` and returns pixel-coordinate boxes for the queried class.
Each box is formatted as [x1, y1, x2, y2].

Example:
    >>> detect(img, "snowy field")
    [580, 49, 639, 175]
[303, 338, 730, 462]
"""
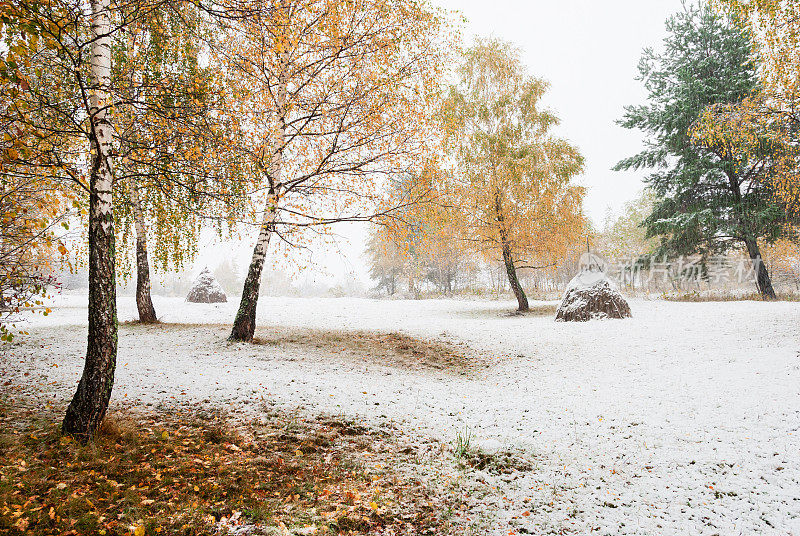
[3, 295, 800, 535]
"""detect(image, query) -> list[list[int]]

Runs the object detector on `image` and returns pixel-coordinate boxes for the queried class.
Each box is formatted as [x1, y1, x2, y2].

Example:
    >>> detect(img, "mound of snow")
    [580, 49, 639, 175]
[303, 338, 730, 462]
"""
[555, 270, 631, 322]
[186, 267, 227, 303]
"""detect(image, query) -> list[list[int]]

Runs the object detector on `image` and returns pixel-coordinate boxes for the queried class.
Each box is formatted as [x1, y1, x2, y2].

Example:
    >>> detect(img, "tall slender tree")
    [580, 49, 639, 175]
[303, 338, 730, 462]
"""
[112, 3, 247, 323]
[0, 0, 163, 439]
[61, 0, 119, 439]
[615, 4, 796, 299]
[441, 38, 586, 312]
[221, 0, 451, 341]
[0, 0, 248, 439]
[1, 0, 122, 438]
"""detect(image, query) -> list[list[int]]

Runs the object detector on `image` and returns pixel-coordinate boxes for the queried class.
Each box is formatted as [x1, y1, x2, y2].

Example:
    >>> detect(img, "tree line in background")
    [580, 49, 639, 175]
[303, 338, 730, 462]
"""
[366, 2, 800, 302]
[1, 0, 798, 440]
[368, 184, 799, 298]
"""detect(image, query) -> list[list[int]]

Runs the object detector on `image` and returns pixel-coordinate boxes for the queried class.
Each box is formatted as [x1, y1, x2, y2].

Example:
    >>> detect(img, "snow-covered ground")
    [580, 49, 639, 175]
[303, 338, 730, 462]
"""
[3, 295, 800, 535]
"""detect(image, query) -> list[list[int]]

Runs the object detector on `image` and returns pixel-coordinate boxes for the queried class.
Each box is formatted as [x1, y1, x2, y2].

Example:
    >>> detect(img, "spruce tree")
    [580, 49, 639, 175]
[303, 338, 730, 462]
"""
[616, 3, 796, 299]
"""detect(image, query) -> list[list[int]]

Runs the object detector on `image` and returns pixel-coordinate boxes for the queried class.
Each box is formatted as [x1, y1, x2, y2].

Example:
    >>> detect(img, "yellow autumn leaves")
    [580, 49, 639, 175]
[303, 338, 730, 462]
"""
[695, 0, 800, 215]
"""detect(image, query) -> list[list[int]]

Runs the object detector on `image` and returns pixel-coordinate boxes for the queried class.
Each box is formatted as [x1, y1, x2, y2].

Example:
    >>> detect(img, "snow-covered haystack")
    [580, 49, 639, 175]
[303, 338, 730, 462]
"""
[556, 269, 631, 322]
[186, 267, 227, 303]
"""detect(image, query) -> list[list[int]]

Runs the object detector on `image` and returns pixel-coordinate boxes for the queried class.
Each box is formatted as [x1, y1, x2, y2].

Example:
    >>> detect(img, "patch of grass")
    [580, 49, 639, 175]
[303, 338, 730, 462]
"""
[451, 303, 559, 320]
[119, 319, 163, 326]
[450, 428, 533, 475]
[96, 414, 140, 445]
[458, 449, 533, 475]
[318, 417, 370, 437]
[0, 401, 464, 535]
[252, 328, 478, 373]
[507, 304, 558, 317]
[452, 425, 473, 459]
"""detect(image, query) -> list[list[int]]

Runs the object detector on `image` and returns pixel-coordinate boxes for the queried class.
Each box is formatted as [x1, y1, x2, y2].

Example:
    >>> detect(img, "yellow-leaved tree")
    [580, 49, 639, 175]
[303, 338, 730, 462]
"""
[0, 7, 77, 341]
[219, 0, 453, 341]
[0, 175, 72, 342]
[440, 38, 587, 311]
[0, 0, 250, 440]
[112, 3, 249, 323]
[697, 0, 800, 213]
[0, 0, 122, 439]
[716, 0, 800, 107]
[367, 163, 472, 296]
[598, 189, 659, 262]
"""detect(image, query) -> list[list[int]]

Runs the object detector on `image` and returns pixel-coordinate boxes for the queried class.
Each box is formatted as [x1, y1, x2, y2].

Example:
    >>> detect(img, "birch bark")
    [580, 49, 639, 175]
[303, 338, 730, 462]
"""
[229, 55, 287, 342]
[495, 192, 529, 312]
[63, 0, 118, 441]
[130, 178, 158, 322]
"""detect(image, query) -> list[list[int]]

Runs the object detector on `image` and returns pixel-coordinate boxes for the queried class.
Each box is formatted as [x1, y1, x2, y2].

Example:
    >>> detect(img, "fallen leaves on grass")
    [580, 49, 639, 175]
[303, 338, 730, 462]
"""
[0, 402, 461, 535]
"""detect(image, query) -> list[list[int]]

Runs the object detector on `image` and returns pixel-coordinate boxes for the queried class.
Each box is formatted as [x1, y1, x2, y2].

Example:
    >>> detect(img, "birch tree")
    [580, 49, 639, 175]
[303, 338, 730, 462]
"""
[112, 3, 247, 323]
[696, 0, 800, 215]
[0, 0, 247, 439]
[221, 0, 451, 341]
[1, 0, 159, 439]
[59, 0, 119, 439]
[441, 38, 587, 312]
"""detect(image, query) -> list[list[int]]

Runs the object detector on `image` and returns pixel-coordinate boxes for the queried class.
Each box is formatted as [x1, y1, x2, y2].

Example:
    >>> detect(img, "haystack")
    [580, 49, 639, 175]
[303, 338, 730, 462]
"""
[186, 267, 227, 303]
[556, 268, 631, 322]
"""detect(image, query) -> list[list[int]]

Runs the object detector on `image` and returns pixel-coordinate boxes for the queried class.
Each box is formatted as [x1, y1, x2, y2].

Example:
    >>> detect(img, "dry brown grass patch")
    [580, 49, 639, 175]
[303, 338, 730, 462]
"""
[253, 328, 476, 373]
[513, 304, 559, 317]
[117, 322, 484, 373]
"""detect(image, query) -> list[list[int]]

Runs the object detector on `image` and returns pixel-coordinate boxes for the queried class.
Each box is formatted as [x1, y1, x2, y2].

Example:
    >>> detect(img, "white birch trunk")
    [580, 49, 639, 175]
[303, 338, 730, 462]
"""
[130, 178, 158, 322]
[229, 52, 287, 341]
[63, 0, 119, 440]
[90, 0, 114, 229]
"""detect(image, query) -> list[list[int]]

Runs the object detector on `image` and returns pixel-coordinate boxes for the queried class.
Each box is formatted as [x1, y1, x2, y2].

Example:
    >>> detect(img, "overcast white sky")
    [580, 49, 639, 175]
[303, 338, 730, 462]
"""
[194, 1, 687, 286]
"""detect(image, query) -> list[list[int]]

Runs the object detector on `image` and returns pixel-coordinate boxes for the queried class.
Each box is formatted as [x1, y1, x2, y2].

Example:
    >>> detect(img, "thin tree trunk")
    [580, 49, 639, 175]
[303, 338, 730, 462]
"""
[229, 194, 278, 342]
[63, 0, 117, 442]
[230, 42, 289, 342]
[725, 169, 777, 300]
[501, 238, 529, 312]
[130, 178, 157, 323]
[494, 191, 529, 311]
[744, 237, 777, 299]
